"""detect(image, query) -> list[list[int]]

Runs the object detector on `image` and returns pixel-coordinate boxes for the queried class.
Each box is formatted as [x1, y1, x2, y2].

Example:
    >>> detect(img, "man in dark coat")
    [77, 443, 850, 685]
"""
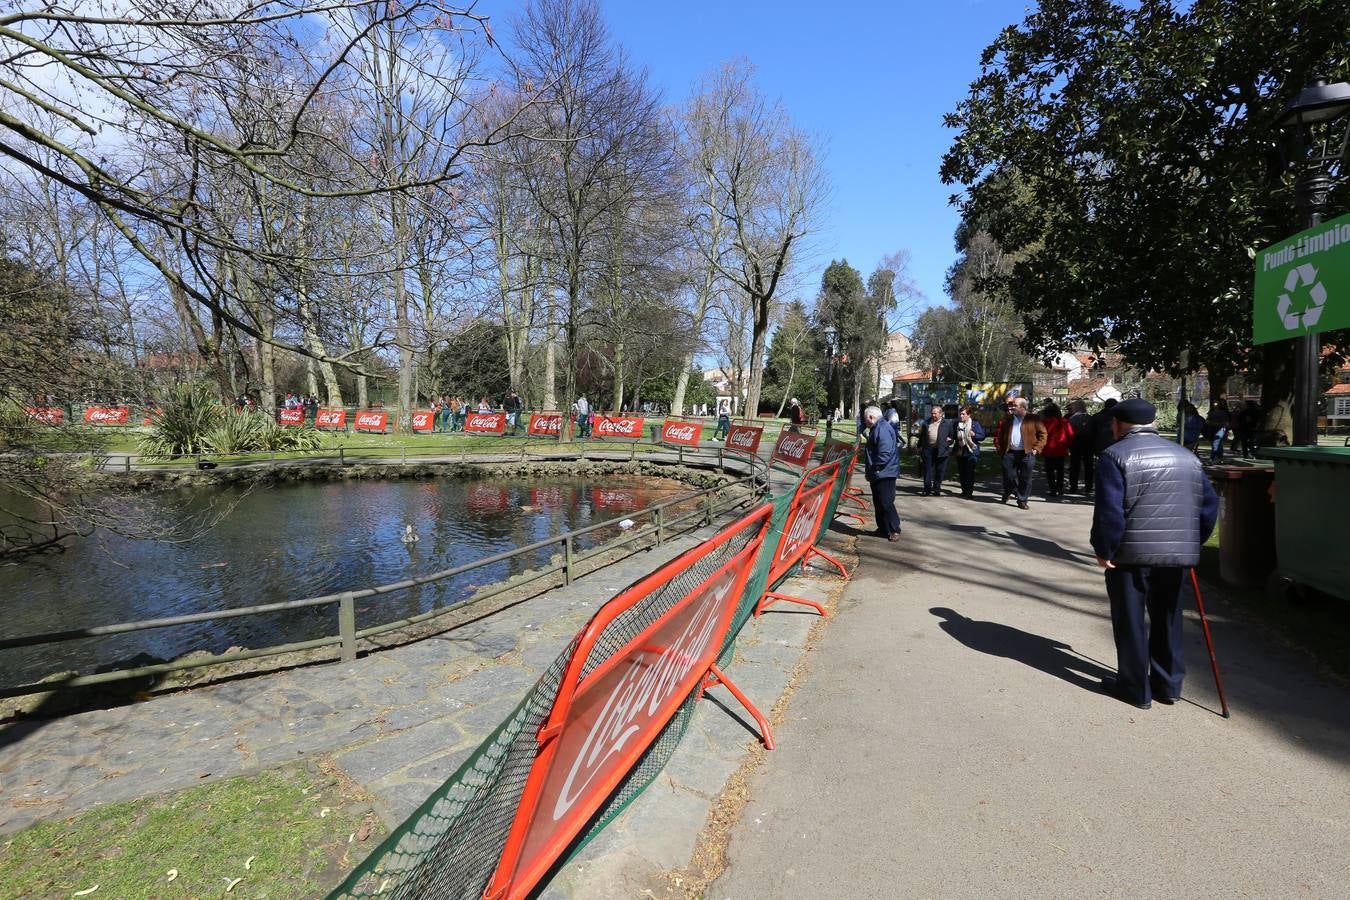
[916, 404, 956, 496]
[1091, 398, 1219, 710]
[863, 405, 901, 542]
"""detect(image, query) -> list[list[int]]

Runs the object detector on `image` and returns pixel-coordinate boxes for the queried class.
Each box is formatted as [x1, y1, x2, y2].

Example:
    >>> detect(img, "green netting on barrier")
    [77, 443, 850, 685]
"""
[328, 499, 769, 899]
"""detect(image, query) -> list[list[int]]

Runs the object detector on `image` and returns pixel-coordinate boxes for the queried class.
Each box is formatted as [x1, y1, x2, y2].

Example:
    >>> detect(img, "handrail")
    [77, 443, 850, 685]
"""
[0, 463, 766, 699]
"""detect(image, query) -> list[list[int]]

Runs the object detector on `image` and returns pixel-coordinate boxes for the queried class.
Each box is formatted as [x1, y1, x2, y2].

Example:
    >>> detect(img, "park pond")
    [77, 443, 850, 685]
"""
[0, 473, 693, 686]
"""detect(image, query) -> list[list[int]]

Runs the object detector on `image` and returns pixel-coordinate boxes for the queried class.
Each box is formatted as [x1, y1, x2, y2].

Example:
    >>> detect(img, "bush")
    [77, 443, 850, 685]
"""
[205, 410, 267, 454]
[139, 383, 221, 458]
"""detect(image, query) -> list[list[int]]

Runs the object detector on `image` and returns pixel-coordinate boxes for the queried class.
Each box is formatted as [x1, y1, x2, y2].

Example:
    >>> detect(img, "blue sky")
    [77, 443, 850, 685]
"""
[594, 0, 1026, 320]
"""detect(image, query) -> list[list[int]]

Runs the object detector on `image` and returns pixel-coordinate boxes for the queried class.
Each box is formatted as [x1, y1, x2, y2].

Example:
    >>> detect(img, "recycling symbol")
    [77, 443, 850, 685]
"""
[1277, 263, 1327, 331]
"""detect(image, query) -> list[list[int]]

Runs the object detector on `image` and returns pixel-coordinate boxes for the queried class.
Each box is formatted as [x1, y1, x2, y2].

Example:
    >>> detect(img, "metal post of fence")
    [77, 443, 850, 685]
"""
[339, 447, 345, 466]
[718, 447, 725, 473]
[629, 442, 636, 462]
[124, 454, 131, 473]
[402, 446, 407, 465]
[563, 535, 574, 585]
[654, 506, 664, 545]
[338, 592, 357, 662]
[703, 492, 714, 526]
[678, 445, 683, 465]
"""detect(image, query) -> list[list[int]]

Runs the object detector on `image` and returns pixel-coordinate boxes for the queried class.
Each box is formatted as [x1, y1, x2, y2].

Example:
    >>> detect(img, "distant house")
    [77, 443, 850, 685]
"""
[1327, 365, 1350, 426]
[876, 332, 918, 396]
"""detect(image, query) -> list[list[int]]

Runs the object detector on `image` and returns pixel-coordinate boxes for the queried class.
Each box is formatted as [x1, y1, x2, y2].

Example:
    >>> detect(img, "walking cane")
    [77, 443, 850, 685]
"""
[1188, 568, 1230, 718]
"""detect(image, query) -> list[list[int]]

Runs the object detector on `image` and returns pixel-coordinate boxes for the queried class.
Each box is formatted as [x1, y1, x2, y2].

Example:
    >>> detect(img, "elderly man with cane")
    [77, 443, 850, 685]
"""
[1091, 398, 1219, 710]
[862, 405, 901, 542]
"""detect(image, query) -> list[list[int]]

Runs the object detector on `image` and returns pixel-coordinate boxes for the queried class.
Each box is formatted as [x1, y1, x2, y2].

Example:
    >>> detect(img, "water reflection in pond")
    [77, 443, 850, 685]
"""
[0, 475, 692, 685]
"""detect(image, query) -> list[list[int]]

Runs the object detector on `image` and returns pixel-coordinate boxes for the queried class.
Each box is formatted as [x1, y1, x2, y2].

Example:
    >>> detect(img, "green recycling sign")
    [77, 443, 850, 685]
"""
[1254, 210, 1350, 344]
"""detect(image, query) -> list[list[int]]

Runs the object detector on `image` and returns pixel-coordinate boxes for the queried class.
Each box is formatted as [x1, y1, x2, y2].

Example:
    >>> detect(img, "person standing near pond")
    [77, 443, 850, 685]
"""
[1204, 398, 1230, 461]
[953, 406, 985, 499]
[916, 404, 955, 496]
[862, 405, 901, 542]
[1091, 398, 1219, 710]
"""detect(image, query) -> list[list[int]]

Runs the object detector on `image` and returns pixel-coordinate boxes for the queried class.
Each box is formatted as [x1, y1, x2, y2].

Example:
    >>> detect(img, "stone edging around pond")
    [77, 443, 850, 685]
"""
[106, 452, 757, 493]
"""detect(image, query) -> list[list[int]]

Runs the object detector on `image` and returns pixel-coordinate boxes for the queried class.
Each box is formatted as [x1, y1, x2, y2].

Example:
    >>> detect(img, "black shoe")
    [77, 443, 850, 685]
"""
[1102, 678, 1151, 710]
[1017, 500, 1030, 510]
[1153, 694, 1177, 705]
[1001, 493, 1010, 504]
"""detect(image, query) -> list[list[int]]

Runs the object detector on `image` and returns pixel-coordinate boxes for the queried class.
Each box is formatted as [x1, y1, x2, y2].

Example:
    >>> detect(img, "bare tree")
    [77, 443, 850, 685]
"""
[510, 0, 677, 436]
[691, 61, 825, 417]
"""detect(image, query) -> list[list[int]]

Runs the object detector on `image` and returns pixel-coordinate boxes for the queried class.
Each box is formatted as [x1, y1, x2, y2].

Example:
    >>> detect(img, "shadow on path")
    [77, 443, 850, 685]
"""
[929, 607, 1113, 694]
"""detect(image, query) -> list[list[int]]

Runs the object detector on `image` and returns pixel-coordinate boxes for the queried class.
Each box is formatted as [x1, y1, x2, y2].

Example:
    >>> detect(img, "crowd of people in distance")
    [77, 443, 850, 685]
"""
[429, 391, 526, 433]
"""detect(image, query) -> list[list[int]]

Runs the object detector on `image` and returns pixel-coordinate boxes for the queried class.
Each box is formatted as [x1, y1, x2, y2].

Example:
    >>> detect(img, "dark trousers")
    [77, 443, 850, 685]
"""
[1001, 450, 1034, 502]
[920, 448, 949, 494]
[1068, 446, 1093, 493]
[870, 477, 900, 536]
[1105, 565, 1186, 704]
[957, 451, 978, 497]
[1045, 456, 1066, 495]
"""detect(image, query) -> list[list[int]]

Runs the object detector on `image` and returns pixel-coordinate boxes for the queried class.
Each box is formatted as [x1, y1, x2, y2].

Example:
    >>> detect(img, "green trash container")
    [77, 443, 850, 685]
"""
[1207, 464, 1277, 589]
[1259, 446, 1350, 601]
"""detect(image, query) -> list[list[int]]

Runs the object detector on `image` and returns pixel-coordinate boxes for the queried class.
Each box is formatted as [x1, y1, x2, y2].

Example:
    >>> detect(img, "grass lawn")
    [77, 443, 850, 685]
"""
[0, 762, 382, 899]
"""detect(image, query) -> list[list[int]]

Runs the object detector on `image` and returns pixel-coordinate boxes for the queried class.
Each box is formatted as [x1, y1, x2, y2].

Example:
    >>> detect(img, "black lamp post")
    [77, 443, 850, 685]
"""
[1275, 75, 1350, 446]
[823, 324, 838, 440]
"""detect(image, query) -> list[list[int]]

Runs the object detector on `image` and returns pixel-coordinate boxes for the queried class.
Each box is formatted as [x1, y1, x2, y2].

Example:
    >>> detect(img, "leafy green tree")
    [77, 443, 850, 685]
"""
[762, 300, 827, 417]
[940, 0, 1350, 443]
[430, 323, 512, 404]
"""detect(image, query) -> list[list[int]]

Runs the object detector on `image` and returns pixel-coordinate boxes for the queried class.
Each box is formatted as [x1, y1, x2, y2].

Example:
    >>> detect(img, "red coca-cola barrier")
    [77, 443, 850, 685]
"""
[142, 408, 162, 425]
[660, 418, 703, 448]
[464, 411, 507, 435]
[770, 430, 816, 471]
[277, 408, 305, 426]
[821, 439, 868, 524]
[821, 438, 855, 465]
[316, 408, 347, 429]
[83, 406, 130, 425]
[592, 414, 645, 440]
[410, 410, 434, 432]
[484, 504, 773, 900]
[755, 460, 849, 618]
[723, 423, 763, 456]
[354, 411, 389, 432]
[24, 407, 63, 424]
[527, 412, 564, 437]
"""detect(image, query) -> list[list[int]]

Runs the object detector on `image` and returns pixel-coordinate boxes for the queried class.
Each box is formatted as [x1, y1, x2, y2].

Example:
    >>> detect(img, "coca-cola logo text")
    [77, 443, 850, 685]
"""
[277, 408, 304, 425]
[355, 412, 388, 430]
[83, 407, 130, 425]
[316, 409, 346, 427]
[411, 411, 434, 430]
[724, 424, 762, 453]
[661, 421, 702, 446]
[595, 416, 643, 437]
[773, 433, 814, 465]
[552, 570, 736, 821]
[778, 489, 827, 565]
[529, 414, 563, 435]
[465, 412, 506, 434]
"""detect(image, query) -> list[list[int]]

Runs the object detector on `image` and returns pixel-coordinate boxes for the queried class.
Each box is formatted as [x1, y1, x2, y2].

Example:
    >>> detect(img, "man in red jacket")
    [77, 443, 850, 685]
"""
[1040, 402, 1074, 497]
[994, 396, 1048, 509]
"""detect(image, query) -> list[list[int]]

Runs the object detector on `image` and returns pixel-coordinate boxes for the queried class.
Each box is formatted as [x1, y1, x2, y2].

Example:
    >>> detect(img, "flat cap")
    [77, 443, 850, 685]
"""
[1112, 398, 1156, 425]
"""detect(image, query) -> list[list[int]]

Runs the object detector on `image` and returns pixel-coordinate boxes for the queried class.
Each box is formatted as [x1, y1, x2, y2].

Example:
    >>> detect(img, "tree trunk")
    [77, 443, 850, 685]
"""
[612, 338, 625, 412]
[543, 319, 557, 410]
[745, 294, 770, 418]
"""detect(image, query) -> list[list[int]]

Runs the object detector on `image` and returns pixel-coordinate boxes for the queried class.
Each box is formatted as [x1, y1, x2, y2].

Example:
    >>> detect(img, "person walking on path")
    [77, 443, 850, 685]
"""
[953, 405, 985, 499]
[994, 396, 1047, 509]
[1067, 400, 1093, 494]
[1234, 399, 1260, 459]
[786, 397, 807, 431]
[1204, 399, 1230, 461]
[1041, 402, 1074, 497]
[1091, 398, 1219, 710]
[916, 404, 956, 496]
[862, 405, 901, 542]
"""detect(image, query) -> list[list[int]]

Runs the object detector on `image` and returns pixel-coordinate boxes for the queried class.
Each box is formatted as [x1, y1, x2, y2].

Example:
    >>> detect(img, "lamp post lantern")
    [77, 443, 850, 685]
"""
[823, 324, 839, 440]
[1274, 75, 1350, 446]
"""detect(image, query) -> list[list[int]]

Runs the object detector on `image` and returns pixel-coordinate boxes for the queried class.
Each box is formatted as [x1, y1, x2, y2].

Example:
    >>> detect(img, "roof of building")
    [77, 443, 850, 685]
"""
[1067, 375, 1112, 400]
[891, 370, 934, 383]
[1326, 383, 1350, 396]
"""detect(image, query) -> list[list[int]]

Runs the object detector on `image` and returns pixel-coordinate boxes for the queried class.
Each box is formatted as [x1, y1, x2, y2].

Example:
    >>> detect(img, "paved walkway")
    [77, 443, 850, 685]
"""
[709, 480, 1350, 898]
